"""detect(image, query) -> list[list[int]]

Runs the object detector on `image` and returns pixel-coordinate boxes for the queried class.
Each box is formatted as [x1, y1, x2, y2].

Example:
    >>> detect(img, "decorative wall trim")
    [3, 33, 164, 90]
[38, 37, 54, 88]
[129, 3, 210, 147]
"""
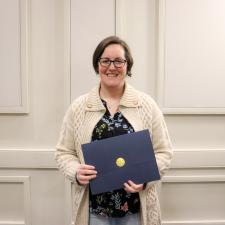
[162, 220, 225, 225]
[162, 174, 225, 225]
[0, 149, 56, 169]
[170, 149, 225, 169]
[0, 149, 224, 169]
[0, 0, 29, 113]
[162, 175, 225, 183]
[115, 0, 125, 37]
[0, 176, 31, 225]
[0, 222, 25, 225]
[64, 0, 71, 108]
[19, 0, 29, 114]
[157, 0, 166, 111]
[157, 0, 225, 114]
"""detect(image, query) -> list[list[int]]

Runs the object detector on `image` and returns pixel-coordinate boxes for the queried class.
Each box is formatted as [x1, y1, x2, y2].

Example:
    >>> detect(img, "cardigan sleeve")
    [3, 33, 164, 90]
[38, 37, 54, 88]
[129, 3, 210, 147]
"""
[150, 100, 173, 177]
[55, 104, 80, 183]
[138, 92, 173, 179]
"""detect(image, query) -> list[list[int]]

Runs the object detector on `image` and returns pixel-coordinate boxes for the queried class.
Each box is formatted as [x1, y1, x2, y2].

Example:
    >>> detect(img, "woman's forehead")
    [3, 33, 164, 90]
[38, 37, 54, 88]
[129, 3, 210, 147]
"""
[101, 44, 125, 58]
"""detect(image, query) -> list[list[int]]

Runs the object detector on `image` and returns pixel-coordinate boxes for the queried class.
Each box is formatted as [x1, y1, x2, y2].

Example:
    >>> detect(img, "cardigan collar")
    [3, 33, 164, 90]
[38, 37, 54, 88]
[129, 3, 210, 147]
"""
[85, 82, 140, 111]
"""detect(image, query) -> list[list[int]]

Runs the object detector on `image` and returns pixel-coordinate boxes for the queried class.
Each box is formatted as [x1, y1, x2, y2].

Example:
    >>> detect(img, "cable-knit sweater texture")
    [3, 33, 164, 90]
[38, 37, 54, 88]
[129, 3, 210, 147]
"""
[55, 83, 173, 225]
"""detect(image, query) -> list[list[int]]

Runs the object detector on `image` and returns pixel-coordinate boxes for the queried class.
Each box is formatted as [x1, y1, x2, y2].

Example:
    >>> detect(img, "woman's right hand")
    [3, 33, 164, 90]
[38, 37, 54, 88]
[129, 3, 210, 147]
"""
[76, 164, 97, 185]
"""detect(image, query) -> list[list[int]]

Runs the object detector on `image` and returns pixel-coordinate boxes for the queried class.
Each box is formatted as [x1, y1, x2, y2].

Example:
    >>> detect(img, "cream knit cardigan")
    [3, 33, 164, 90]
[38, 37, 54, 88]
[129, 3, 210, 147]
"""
[55, 83, 173, 225]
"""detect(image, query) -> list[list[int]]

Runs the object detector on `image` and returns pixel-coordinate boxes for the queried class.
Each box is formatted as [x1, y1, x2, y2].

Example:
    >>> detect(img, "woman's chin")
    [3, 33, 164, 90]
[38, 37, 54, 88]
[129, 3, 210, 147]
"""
[104, 81, 124, 88]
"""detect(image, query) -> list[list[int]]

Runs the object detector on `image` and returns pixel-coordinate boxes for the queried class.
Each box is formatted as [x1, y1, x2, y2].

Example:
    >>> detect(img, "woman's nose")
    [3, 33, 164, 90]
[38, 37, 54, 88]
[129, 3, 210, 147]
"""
[108, 62, 116, 70]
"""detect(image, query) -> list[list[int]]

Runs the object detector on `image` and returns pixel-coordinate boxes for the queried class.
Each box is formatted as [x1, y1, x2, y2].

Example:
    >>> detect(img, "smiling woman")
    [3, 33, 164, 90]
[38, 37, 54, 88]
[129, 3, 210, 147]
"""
[55, 36, 173, 225]
[98, 44, 127, 93]
[92, 36, 134, 116]
[92, 36, 133, 77]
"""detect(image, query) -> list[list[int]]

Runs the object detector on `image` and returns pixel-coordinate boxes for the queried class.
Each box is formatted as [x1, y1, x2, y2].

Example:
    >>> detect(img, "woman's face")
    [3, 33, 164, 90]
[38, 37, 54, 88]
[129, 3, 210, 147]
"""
[98, 44, 127, 89]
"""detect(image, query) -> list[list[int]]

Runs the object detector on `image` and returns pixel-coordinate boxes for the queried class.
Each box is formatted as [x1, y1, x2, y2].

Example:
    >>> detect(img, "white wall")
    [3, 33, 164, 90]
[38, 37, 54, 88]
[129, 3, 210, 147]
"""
[0, 0, 66, 224]
[0, 0, 65, 149]
[0, 0, 225, 225]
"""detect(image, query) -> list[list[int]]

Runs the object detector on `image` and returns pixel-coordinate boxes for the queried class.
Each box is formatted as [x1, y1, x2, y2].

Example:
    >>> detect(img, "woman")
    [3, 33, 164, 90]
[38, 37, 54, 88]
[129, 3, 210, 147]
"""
[55, 36, 173, 225]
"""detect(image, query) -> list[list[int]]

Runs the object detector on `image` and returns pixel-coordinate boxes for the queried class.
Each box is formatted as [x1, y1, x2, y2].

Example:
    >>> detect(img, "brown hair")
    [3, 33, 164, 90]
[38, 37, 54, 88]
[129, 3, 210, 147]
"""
[93, 36, 133, 77]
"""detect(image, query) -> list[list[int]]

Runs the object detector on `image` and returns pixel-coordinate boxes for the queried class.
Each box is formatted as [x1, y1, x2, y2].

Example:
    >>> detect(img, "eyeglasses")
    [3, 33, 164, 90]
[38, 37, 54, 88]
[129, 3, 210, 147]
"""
[98, 58, 127, 68]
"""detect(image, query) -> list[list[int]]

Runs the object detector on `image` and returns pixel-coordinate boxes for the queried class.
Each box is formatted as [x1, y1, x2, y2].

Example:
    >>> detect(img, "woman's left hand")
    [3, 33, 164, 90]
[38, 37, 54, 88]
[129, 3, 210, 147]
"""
[124, 180, 144, 193]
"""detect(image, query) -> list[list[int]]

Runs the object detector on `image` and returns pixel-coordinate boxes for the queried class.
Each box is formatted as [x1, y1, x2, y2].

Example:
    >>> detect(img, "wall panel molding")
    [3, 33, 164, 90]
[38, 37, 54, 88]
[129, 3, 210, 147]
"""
[115, 0, 126, 37]
[0, 0, 29, 113]
[0, 176, 31, 225]
[64, 0, 71, 109]
[0, 148, 224, 169]
[170, 149, 225, 169]
[162, 175, 225, 225]
[0, 149, 56, 169]
[0, 222, 24, 225]
[162, 175, 225, 183]
[163, 220, 225, 225]
[157, 0, 225, 114]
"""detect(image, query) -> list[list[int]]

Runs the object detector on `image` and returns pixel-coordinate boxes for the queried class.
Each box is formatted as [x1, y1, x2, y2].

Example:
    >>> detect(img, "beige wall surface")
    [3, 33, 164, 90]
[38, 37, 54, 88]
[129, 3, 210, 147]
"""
[0, 0, 224, 225]
[0, 0, 65, 149]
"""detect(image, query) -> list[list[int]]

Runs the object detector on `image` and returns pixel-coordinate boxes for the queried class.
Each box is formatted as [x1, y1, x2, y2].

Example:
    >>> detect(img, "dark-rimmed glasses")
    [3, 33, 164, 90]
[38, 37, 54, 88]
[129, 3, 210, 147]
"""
[98, 58, 127, 68]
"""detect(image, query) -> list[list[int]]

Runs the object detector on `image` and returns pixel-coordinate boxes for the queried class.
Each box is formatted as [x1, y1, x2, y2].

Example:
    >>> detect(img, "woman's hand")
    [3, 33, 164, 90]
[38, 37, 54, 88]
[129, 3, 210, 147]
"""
[76, 164, 97, 185]
[124, 180, 144, 193]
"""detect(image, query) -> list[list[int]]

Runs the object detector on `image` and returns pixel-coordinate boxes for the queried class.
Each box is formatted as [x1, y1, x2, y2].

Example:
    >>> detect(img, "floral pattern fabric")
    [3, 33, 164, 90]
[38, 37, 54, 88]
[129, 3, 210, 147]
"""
[89, 100, 140, 217]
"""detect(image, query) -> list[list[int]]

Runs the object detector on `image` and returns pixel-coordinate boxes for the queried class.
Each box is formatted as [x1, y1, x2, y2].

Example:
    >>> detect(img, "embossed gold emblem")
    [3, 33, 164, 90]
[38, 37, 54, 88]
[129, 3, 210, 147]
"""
[116, 157, 125, 167]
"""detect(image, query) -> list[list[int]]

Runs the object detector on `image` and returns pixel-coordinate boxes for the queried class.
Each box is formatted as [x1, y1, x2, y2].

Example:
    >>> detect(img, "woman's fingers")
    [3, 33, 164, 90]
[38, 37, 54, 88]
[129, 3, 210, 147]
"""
[80, 164, 95, 170]
[79, 168, 97, 176]
[124, 180, 144, 193]
[78, 174, 97, 185]
[76, 164, 97, 185]
[77, 164, 97, 176]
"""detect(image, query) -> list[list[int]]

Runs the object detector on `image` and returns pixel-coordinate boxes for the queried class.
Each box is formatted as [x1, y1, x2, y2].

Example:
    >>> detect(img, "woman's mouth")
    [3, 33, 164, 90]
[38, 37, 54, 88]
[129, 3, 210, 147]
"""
[106, 73, 119, 77]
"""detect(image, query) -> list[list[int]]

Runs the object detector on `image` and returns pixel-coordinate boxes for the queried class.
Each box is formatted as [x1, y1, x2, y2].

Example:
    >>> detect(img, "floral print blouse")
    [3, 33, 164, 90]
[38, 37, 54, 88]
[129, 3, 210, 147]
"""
[89, 100, 140, 217]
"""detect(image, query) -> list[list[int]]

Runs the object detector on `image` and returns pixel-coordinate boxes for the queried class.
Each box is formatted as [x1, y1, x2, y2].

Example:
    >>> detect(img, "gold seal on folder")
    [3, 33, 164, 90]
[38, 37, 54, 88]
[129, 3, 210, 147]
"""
[116, 157, 125, 167]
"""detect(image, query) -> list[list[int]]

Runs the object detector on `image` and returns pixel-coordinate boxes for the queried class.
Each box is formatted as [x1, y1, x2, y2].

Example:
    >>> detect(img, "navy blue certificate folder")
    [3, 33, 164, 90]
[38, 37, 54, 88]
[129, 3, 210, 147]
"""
[81, 129, 160, 195]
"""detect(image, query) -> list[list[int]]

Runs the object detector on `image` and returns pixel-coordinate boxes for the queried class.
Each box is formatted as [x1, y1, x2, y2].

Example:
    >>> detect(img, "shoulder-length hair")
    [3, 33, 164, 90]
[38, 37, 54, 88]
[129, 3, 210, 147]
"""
[92, 36, 133, 77]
